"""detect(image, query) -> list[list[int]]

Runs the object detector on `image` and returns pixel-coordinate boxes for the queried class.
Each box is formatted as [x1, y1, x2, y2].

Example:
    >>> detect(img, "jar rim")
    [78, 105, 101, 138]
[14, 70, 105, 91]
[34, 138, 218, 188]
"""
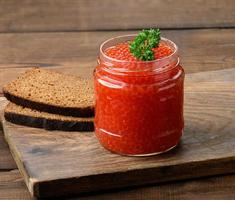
[99, 34, 178, 64]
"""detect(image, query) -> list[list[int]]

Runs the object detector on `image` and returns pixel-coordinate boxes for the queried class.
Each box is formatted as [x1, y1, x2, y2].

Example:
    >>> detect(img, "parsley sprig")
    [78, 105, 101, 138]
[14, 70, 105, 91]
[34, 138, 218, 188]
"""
[129, 29, 161, 61]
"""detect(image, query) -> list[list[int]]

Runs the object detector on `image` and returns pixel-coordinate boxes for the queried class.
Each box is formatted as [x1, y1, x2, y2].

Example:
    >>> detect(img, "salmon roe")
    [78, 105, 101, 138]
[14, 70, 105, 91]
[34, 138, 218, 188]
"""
[94, 36, 184, 156]
[105, 42, 173, 61]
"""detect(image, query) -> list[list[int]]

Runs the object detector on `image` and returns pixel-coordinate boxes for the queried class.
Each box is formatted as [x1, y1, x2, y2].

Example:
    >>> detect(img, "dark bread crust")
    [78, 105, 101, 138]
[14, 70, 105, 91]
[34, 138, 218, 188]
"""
[3, 68, 94, 117]
[3, 91, 94, 117]
[4, 111, 94, 132]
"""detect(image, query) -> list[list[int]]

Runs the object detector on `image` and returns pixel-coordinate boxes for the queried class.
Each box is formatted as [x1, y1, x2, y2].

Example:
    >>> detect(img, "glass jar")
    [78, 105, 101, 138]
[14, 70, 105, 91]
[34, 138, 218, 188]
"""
[94, 35, 184, 156]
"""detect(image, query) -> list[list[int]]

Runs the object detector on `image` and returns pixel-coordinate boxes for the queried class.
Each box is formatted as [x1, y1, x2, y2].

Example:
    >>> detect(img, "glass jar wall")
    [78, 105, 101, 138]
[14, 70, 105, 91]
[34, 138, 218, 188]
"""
[94, 35, 184, 156]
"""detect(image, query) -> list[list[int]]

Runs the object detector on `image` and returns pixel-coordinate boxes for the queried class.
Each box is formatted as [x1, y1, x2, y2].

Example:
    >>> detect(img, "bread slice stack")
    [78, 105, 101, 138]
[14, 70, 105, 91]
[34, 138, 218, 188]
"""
[3, 68, 94, 131]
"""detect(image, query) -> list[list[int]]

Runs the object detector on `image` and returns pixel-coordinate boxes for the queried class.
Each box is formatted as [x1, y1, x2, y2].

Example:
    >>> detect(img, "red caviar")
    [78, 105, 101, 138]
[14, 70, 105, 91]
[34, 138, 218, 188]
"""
[94, 36, 184, 156]
[105, 42, 173, 61]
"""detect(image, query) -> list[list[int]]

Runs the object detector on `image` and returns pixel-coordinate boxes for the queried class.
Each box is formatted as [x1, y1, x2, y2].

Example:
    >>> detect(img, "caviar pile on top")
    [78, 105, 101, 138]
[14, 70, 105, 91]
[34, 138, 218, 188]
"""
[105, 29, 173, 62]
[105, 42, 173, 61]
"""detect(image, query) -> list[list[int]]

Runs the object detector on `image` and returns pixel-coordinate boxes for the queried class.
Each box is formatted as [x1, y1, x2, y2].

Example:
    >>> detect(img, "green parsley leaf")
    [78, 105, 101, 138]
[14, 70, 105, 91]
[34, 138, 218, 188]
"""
[129, 29, 161, 61]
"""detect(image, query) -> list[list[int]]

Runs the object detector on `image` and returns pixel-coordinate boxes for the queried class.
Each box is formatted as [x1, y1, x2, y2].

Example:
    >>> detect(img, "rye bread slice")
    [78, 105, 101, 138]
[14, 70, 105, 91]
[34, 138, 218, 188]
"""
[4, 102, 94, 131]
[3, 68, 94, 117]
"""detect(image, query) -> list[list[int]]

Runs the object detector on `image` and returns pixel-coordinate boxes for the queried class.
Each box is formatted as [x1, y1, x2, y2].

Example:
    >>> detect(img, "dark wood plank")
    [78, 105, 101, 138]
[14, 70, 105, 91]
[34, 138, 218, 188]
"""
[0, 132, 17, 170]
[1, 69, 235, 198]
[0, 29, 234, 69]
[0, 28, 234, 96]
[0, 0, 234, 32]
[0, 170, 31, 200]
[74, 175, 235, 200]
[0, 98, 17, 170]
[0, 170, 235, 199]
[187, 68, 235, 83]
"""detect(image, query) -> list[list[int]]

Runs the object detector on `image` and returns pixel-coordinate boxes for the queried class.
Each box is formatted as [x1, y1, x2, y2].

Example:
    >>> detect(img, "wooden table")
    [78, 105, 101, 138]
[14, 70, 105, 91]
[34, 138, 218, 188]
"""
[0, 1, 235, 199]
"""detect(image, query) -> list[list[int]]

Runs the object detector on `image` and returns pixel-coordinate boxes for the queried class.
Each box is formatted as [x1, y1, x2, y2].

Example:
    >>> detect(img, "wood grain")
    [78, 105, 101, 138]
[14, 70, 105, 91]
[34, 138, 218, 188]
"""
[0, 170, 31, 200]
[0, 28, 234, 96]
[1, 68, 235, 198]
[0, 0, 234, 33]
[0, 170, 235, 200]
[73, 175, 235, 200]
[0, 29, 234, 68]
[0, 98, 17, 170]
[0, 133, 17, 170]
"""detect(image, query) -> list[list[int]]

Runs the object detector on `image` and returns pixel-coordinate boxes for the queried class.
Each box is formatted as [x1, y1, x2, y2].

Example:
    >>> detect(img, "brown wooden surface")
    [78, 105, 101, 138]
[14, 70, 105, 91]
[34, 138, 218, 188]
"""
[0, 134, 16, 170]
[0, 29, 234, 68]
[1, 129, 234, 200]
[1, 68, 235, 198]
[0, 170, 234, 200]
[0, 100, 16, 170]
[0, 170, 235, 200]
[0, 0, 234, 33]
[0, 1, 234, 198]
[0, 28, 234, 96]
[0, 170, 31, 200]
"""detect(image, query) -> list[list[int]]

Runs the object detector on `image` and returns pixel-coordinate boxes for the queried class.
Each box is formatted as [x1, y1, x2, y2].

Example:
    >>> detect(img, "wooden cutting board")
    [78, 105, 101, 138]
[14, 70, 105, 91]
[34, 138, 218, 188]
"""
[1, 68, 235, 198]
